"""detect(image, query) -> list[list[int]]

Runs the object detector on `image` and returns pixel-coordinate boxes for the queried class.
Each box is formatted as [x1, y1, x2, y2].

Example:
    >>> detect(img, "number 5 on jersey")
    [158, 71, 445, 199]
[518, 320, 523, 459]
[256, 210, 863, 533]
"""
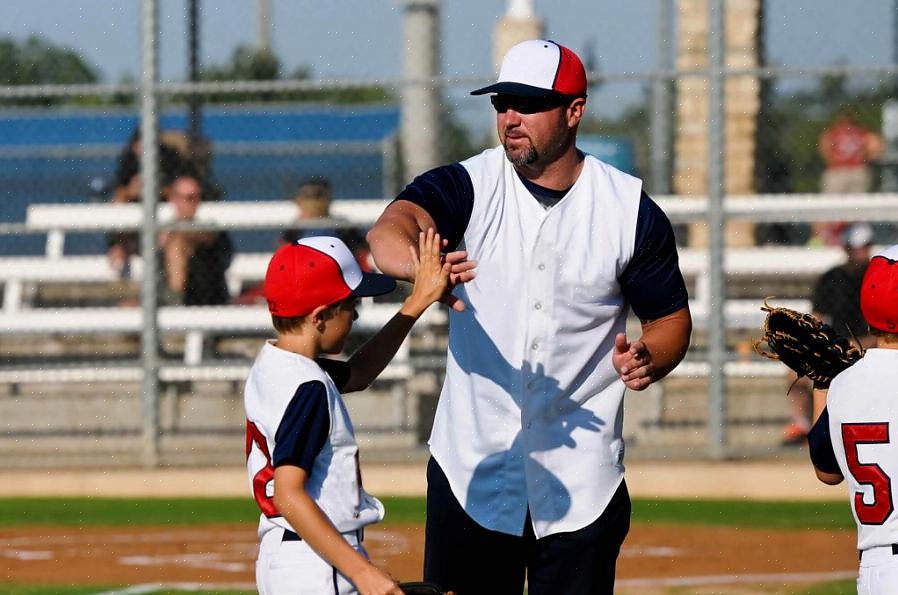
[842, 423, 894, 525]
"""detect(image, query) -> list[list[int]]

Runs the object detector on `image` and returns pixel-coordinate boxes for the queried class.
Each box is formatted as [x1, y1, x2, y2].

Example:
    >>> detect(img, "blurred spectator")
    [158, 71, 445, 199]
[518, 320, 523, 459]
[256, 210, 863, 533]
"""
[813, 113, 883, 246]
[281, 177, 366, 256]
[158, 175, 233, 306]
[233, 177, 371, 306]
[782, 222, 875, 445]
[107, 129, 190, 278]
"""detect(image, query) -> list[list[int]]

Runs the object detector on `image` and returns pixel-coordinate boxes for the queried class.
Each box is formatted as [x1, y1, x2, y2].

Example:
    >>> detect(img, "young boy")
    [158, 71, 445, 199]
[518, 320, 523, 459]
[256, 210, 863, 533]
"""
[246, 230, 451, 595]
[806, 244, 898, 594]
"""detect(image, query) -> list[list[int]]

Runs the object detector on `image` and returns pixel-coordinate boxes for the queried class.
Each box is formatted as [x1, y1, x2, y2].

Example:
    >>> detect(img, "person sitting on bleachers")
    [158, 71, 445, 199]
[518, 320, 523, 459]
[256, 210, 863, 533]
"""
[158, 174, 233, 306]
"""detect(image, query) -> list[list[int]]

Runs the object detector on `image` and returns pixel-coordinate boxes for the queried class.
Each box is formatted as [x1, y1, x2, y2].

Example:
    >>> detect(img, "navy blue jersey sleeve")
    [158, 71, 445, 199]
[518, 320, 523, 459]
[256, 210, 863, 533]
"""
[393, 163, 474, 251]
[272, 381, 330, 472]
[315, 358, 350, 391]
[619, 192, 689, 321]
[807, 407, 841, 475]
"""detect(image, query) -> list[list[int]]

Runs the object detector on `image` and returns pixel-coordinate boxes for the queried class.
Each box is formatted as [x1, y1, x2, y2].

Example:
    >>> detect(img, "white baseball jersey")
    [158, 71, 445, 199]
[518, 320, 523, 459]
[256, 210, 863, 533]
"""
[828, 349, 898, 551]
[396, 146, 688, 538]
[244, 340, 384, 540]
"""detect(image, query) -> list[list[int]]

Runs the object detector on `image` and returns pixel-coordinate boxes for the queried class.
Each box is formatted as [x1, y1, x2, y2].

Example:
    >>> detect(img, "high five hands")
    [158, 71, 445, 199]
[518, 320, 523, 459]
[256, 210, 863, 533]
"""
[611, 333, 655, 391]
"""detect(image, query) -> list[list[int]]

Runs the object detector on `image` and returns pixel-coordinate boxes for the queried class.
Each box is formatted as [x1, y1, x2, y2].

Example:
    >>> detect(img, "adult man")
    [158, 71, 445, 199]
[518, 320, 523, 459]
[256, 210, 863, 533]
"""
[158, 174, 233, 306]
[814, 113, 883, 246]
[782, 223, 875, 445]
[806, 245, 898, 594]
[367, 40, 691, 594]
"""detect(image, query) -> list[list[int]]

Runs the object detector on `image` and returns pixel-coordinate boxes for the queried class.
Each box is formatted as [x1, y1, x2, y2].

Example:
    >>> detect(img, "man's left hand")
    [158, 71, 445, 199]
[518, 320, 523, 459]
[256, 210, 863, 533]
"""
[612, 332, 654, 391]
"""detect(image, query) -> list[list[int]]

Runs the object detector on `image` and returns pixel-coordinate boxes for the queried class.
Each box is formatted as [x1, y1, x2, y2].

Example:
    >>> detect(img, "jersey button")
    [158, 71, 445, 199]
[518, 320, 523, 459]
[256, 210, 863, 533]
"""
[537, 263, 546, 271]
[534, 302, 542, 310]
[531, 342, 539, 351]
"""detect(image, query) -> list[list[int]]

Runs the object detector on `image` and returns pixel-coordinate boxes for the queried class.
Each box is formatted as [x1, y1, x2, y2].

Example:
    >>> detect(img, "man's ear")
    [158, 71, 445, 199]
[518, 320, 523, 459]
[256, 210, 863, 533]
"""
[567, 97, 586, 128]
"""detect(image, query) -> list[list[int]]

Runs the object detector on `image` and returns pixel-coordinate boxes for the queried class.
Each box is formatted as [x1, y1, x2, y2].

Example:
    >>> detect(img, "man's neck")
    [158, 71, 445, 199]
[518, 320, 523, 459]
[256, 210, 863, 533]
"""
[513, 146, 584, 191]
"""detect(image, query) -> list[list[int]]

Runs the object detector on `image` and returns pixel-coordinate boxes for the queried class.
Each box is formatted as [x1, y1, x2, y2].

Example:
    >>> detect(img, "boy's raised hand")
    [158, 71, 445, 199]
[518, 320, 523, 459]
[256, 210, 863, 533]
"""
[401, 228, 452, 318]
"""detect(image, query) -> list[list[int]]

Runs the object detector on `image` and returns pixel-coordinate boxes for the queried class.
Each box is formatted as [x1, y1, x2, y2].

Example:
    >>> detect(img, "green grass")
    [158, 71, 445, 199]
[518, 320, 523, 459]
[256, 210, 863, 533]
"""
[0, 586, 118, 595]
[632, 498, 855, 530]
[799, 579, 856, 594]
[0, 496, 851, 530]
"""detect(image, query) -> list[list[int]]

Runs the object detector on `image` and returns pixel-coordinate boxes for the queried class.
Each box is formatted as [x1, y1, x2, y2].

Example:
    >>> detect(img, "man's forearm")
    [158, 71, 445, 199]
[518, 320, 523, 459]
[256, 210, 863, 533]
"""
[367, 224, 417, 281]
[641, 307, 692, 381]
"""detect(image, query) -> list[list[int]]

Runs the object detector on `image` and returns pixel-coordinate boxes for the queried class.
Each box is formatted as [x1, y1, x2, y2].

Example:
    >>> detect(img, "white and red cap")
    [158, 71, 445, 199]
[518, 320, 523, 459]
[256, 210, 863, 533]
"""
[264, 236, 396, 317]
[471, 39, 588, 98]
[861, 244, 898, 333]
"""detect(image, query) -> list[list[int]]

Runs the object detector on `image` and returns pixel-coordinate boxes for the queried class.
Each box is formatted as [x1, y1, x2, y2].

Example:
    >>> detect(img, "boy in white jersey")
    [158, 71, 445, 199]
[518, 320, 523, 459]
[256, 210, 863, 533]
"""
[807, 244, 898, 594]
[246, 230, 450, 595]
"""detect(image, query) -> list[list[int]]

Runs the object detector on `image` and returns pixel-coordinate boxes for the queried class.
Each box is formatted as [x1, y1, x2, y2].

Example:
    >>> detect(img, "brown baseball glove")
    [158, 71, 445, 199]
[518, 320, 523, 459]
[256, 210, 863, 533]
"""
[753, 298, 864, 389]
[399, 582, 449, 595]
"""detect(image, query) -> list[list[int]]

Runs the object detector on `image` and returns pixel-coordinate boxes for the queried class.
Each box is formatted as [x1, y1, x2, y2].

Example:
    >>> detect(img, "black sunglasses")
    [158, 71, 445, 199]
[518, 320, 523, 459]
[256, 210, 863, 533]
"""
[490, 94, 572, 114]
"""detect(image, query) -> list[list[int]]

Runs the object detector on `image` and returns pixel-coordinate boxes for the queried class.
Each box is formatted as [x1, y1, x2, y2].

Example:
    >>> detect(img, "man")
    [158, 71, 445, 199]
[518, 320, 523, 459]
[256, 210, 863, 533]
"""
[158, 174, 233, 306]
[782, 222, 875, 445]
[367, 40, 691, 594]
[813, 113, 883, 246]
[806, 244, 898, 594]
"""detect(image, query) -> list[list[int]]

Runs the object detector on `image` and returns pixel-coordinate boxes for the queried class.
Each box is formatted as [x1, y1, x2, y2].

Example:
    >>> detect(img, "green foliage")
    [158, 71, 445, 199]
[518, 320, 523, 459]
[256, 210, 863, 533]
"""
[579, 94, 651, 178]
[197, 44, 392, 105]
[0, 35, 99, 106]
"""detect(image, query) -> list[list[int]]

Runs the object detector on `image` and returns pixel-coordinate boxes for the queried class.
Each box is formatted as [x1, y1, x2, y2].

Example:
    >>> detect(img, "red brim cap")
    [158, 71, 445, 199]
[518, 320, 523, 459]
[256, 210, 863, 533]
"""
[861, 246, 898, 333]
[264, 237, 395, 317]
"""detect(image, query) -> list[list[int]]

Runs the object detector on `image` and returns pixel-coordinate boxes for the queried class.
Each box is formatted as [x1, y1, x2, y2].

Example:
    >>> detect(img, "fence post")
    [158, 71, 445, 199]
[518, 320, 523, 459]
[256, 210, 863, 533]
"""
[140, 0, 162, 468]
[707, 0, 728, 459]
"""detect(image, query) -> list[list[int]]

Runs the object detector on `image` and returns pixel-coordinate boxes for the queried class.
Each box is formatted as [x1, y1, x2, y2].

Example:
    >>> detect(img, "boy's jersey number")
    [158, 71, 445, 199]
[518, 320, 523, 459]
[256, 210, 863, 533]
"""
[246, 420, 279, 518]
[842, 423, 894, 525]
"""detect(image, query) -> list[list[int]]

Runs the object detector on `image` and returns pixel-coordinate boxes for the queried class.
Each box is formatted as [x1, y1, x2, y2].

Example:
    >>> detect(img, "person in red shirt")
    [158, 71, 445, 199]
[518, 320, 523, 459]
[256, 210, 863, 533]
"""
[814, 113, 883, 245]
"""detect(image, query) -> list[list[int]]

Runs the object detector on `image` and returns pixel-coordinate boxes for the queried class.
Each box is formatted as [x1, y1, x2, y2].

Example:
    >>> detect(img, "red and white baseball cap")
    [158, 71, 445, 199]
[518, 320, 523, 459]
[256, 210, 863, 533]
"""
[471, 39, 587, 98]
[264, 236, 396, 317]
[861, 244, 898, 333]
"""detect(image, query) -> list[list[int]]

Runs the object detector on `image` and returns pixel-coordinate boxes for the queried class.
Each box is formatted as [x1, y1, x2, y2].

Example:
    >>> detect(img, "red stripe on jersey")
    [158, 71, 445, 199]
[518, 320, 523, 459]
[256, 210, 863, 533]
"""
[247, 419, 279, 518]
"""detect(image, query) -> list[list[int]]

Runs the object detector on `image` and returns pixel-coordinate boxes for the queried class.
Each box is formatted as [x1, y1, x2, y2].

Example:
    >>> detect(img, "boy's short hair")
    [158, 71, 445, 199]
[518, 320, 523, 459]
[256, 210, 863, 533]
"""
[271, 313, 306, 335]
[270, 299, 350, 335]
[870, 326, 898, 343]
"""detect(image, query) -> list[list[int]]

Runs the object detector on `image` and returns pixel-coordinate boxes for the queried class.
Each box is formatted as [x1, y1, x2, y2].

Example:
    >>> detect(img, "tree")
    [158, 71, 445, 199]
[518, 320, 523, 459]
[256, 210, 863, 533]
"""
[0, 35, 99, 105]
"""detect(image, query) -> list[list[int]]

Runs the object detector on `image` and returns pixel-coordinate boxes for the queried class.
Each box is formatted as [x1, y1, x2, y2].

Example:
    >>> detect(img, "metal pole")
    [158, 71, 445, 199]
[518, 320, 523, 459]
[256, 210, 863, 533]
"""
[187, 0, 202, 155]
[140, 0, 161, 468]
[707, 0, 728, 459]
[651, 0, 672, 194]
[257, 0, 271, 53]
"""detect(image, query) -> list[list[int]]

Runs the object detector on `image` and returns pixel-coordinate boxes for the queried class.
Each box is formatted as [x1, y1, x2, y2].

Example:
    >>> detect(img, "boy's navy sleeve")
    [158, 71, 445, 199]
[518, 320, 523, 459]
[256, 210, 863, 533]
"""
[807, 407, 841, 475]
[315, 358, 351, 391]
[619, 192, 689, 321]
[393, 163, 474, 251]
[272, 381, 330, 472]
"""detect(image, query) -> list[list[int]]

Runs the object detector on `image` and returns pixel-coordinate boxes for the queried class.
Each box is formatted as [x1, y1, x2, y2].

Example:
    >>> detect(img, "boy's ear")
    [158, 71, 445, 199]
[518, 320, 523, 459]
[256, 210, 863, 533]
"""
[309, 304, 331, 325]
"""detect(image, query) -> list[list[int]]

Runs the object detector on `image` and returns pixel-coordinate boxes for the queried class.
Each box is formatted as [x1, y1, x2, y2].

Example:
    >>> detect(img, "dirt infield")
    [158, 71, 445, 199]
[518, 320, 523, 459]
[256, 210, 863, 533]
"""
[0, 522, 858, 591]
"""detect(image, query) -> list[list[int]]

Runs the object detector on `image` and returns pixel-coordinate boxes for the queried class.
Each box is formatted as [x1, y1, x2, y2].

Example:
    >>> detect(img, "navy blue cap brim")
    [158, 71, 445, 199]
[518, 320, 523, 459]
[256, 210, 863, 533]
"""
[350, 272, 397, 298]
[470, 82, 558, 97]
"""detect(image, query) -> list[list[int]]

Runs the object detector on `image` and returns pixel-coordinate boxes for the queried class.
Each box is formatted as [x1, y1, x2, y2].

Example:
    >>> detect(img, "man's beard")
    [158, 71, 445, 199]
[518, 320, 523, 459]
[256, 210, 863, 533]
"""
[504, 141, 539, 167]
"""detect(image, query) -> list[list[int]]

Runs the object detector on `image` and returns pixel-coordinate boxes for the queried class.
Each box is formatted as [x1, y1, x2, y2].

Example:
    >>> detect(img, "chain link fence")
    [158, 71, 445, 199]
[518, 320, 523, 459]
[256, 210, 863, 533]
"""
[1, 0, 897, 466]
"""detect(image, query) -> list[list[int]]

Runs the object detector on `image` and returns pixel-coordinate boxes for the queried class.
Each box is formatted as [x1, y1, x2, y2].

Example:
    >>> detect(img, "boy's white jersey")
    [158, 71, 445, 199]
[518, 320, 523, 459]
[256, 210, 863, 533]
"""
[828, 349, 898, 551]
[244, 341, 384, 539]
